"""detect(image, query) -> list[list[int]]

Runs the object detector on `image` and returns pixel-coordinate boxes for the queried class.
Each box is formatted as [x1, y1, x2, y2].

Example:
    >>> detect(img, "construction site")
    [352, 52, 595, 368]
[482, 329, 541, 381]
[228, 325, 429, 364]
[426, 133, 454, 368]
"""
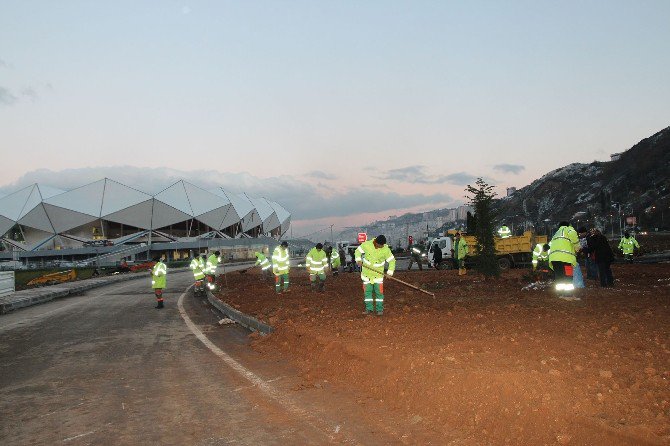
[214, 261, 670, 445]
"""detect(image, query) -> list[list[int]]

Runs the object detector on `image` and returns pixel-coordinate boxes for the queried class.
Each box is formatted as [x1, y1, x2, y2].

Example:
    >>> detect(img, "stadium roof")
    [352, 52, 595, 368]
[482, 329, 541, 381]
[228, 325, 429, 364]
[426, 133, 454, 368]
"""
[0, 179, 290, 248]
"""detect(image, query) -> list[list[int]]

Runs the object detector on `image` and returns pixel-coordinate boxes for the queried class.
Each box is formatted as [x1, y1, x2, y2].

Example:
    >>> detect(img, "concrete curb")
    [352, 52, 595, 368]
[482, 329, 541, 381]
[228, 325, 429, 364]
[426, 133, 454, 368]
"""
[206, 292, 274, 336]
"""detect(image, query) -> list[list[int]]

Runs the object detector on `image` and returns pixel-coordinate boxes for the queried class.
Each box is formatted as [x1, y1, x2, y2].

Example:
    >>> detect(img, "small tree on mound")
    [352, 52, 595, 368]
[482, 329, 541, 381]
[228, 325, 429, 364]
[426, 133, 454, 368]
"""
[466, 178, 500, 278]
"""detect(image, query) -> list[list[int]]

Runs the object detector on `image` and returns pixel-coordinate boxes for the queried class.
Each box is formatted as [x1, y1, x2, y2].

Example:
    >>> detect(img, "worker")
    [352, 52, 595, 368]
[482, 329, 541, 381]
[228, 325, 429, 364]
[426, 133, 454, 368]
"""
[407, 241, 426, 271]
[498, 225, 512, 238]
[205, 250, 222, 291]
[548, 221, 580, 299]
[355, 235, 396, 316]
[454, 232, 469, 275]
[190, 254, 206, 295]
[618, 232, 640, 263]
[306, 243, 329, 292]
[272, 241, 290, 294]
[532, 243, 551, 281]
[151, 256, 167, 309]
[326, 245, 341, 276]
[254, 248, 272, 280]
[532, 243, 551, 270]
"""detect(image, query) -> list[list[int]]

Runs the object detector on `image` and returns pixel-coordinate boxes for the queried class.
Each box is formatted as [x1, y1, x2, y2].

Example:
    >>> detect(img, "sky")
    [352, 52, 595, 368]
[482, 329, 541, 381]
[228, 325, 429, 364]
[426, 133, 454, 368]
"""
[1, 1, 669, 237]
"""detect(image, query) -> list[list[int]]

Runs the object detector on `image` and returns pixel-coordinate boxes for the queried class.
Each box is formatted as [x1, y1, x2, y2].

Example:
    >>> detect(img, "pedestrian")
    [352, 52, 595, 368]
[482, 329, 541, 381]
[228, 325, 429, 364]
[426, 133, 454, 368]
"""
[407, 241, 426, 271]
[432, 242, 443, 269]
[588, 229, 615, 287]
[151, 256, 167, 308]
[548, 221, 580, 299]
[272, 241, 290, 294]
[573, 227, 589, 289]
[355, 235, 396, 316]
[306, 243, 328, 292]
[618, 232, 640, 263]
[584, 228, 599, 280]
[206, 250, 221, 291]
[454, 232, 469, 275]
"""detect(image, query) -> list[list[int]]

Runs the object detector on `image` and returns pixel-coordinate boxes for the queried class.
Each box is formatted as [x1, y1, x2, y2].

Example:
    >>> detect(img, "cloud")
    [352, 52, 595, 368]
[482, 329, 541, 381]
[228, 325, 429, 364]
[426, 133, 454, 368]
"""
[20, 87, 38, 101]
[0, 58, 8, 68]
[0, 166, 454, 222]
[181, 5, 191, 14]
[306, 170, 338, 180]
[379, 166, 477, 186]
[0, 86, 18, 106]
[433, 172, 478, 185]
[493, 164, 525, 175]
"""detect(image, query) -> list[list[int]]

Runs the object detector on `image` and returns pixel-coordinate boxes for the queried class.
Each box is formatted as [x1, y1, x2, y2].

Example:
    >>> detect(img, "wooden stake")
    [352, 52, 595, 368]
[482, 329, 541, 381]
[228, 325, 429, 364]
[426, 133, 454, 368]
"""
[362, 264, 435, 297]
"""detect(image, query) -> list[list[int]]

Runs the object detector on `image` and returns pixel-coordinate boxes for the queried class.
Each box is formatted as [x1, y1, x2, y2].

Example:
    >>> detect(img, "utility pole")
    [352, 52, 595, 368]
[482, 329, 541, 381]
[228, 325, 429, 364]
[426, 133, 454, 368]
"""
[330, 224, 333, 246]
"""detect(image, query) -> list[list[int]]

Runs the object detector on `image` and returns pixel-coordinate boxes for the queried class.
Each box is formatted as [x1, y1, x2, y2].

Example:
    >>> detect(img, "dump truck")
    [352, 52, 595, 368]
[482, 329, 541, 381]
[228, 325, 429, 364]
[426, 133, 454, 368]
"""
[427, 230, 548, 270]
[27, 269, 77, 286]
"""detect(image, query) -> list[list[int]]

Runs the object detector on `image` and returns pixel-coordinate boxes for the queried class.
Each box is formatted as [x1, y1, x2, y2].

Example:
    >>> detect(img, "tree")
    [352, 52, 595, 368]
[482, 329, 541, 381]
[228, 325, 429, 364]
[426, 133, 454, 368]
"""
[466, 178, 500, 278]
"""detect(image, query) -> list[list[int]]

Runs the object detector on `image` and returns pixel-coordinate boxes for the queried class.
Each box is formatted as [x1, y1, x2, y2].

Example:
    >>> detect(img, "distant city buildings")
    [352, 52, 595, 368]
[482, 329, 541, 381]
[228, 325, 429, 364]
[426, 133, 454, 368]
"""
[335, 204, 472, 248]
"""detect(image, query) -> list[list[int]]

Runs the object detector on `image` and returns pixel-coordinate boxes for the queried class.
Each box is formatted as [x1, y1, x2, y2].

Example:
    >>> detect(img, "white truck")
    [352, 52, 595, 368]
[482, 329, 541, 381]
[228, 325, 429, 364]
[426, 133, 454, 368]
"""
[335, 241, 361, 272]
[426, 236, 454, 270]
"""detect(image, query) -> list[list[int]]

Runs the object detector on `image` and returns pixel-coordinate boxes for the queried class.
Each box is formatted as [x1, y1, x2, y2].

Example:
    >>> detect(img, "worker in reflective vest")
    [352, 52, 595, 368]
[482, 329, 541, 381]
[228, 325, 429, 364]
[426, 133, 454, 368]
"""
[355, 235, 396, 316]
[306, 243, 329, 292]
[151, 256, 167, 309]
[531, 243, 550, 270]
[618, 232, 640, 263]
[548, 222, 580, 299]
[407, 242, 426, 271]
[206, 251, 221, 291]
[254, 249, 272, 280]
[326, 245, 341, 276]
[498, 225, 512, 238]
[272, 241, 290, 294]
[454, 232, 469, 276]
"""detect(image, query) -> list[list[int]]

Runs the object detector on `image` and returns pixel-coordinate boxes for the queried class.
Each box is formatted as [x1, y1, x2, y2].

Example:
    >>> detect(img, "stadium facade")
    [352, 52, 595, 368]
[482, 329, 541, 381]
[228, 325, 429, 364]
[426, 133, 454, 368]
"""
[0, 178, 290, 263]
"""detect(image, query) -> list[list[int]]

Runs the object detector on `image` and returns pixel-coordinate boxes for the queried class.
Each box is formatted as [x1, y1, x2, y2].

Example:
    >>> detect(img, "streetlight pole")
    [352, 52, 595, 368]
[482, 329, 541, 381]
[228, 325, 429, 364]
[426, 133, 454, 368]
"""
[330, 224, 333, 246]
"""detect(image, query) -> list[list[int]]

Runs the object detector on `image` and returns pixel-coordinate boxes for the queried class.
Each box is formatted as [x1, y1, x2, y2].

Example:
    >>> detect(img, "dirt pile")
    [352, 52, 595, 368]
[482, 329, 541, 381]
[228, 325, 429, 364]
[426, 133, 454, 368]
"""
[216, 264, 670, 445]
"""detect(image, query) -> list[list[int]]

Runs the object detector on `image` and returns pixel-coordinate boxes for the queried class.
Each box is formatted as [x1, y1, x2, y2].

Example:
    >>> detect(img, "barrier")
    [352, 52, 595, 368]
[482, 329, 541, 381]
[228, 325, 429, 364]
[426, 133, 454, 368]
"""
[0, 271, 14, 298]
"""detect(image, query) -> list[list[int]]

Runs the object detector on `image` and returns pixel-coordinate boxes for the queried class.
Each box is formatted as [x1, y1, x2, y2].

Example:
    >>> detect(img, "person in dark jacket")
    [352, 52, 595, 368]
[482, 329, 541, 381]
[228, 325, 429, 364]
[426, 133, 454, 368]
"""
[587, 229, 614, 287]
[432, 243, 443, 269]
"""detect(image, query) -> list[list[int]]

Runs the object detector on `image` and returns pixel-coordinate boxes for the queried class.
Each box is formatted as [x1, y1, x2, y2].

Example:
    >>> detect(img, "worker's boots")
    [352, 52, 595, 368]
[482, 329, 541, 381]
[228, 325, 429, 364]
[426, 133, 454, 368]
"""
[318, 281, 325, 293]
[155, 301, 164, 309]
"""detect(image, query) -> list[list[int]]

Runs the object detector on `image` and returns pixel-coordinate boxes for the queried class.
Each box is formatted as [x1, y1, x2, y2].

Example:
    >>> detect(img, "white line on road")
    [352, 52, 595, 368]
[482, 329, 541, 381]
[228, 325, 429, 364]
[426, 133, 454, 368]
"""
[177, 289, 359, 445]
[62, 430, 96, 442]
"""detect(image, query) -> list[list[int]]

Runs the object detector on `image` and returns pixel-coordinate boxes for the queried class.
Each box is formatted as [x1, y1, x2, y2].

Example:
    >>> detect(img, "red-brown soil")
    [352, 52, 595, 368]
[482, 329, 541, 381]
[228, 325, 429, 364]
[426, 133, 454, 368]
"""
[216, 264, 670, 445]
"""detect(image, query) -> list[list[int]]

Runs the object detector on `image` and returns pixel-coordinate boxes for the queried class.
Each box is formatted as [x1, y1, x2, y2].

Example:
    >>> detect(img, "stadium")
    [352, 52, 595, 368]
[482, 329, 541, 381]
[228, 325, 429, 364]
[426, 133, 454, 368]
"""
[0, 178, 290, 265]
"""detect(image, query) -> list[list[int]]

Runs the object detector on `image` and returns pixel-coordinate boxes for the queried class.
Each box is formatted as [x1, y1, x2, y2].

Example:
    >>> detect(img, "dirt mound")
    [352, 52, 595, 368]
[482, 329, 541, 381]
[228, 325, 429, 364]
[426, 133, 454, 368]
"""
[216, 264, 670, 444]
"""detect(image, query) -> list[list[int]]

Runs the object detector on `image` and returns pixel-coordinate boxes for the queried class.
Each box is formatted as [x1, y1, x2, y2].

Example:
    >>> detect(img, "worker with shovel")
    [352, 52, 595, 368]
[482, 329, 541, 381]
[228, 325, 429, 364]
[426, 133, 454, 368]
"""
[355, 235, 396, 316]
[254, 248, 272, 281]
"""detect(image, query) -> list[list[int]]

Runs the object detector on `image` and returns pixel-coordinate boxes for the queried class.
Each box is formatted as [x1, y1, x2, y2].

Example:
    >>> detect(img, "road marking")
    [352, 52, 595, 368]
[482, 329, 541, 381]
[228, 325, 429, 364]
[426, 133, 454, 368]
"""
[0, 280, 143, 333]
[62, 430, 96, 442]
[177, 289, 358, 444]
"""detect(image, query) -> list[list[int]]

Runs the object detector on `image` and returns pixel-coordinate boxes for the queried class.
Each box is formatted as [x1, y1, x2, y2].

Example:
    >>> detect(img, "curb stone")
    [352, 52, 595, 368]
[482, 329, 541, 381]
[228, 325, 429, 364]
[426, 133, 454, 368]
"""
[206, 292, 274, 336]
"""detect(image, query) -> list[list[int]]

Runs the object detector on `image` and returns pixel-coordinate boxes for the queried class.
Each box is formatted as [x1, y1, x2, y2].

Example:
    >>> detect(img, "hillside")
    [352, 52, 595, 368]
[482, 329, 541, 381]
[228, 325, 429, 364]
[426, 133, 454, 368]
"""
[497, 126, 670, 232]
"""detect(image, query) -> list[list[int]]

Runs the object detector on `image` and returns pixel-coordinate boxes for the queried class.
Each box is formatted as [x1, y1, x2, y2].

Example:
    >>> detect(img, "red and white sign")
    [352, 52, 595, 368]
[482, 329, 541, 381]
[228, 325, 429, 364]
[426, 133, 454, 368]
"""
[357, 232, 367, 243]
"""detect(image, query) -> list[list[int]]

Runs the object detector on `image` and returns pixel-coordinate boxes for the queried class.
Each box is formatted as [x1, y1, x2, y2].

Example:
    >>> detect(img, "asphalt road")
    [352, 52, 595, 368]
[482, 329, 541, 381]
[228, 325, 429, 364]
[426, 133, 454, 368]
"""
[0, 267, 424, 446]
